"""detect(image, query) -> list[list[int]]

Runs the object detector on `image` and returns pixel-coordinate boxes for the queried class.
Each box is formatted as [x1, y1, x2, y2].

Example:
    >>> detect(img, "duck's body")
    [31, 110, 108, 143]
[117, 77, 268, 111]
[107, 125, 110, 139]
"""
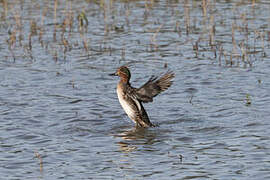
[117, 81, 154, 127]
[110, 66, 174, 127]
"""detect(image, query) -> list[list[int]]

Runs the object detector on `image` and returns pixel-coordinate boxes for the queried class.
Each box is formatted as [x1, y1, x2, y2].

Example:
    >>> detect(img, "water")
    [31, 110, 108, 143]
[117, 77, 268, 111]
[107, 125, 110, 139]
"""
[0, 0, 270, 179]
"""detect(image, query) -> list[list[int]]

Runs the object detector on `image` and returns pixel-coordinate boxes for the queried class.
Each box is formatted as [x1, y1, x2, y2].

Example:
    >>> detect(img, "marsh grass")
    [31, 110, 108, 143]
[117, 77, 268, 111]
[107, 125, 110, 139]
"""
[0, 0, 268, 68]
[34, 151, 43, 173]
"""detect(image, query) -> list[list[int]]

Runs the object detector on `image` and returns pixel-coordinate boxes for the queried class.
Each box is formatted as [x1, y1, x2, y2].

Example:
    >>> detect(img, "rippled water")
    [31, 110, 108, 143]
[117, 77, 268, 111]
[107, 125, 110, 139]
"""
[0, 0, 270, 179]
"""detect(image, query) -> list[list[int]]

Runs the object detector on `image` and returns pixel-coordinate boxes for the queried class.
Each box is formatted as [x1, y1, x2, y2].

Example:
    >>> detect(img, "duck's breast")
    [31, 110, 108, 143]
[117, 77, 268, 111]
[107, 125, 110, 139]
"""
[117, 84, 138, 123]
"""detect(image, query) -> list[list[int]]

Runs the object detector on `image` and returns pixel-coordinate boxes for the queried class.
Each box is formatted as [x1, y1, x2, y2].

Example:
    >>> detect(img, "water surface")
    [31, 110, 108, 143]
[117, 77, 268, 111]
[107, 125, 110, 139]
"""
[0, 0, 270, 179]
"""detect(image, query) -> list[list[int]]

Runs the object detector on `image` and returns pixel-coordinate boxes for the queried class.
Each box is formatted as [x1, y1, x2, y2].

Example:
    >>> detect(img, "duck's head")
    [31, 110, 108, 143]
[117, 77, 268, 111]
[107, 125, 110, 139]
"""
[109, 66, 131, 83]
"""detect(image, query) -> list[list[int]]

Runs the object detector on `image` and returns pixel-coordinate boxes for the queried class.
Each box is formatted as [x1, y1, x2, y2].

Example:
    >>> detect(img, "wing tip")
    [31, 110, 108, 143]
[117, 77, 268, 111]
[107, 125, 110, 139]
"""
[157, 70, 175, 91]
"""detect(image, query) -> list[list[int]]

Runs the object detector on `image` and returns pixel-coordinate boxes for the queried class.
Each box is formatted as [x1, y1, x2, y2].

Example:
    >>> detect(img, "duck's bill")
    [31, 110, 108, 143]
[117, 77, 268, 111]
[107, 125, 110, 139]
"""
[109, 72, 117, 76]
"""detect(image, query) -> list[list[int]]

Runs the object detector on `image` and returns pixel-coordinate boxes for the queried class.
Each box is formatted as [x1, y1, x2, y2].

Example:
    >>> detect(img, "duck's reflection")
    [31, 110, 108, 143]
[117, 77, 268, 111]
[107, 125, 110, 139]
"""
[117, 141, 137, 153]
[114, 126, 158, 153]
[111, 125, 172, 177]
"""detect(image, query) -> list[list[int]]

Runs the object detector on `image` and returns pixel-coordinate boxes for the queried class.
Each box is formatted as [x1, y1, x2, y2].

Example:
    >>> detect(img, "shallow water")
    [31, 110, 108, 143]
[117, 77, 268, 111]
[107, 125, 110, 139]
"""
[0, 0, 270, 179]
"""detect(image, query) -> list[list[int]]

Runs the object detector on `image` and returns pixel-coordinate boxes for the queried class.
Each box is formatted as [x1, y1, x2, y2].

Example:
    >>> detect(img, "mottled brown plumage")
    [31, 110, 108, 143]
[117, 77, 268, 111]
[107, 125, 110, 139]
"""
[110, 66, 174, 127]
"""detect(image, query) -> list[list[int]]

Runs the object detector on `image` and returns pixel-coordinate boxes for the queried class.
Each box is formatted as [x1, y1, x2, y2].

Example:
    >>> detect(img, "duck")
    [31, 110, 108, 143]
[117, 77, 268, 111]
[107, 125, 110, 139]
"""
[110, 66, 174, 127]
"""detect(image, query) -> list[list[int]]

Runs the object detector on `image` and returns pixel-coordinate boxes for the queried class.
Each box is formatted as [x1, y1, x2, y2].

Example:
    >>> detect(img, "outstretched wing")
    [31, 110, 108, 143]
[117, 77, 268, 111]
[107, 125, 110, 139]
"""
[135, 70, 175, 103]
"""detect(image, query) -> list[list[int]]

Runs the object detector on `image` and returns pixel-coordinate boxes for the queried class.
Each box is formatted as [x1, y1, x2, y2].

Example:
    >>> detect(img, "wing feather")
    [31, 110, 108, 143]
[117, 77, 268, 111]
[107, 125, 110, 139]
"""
[136, 70, 175, 103]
